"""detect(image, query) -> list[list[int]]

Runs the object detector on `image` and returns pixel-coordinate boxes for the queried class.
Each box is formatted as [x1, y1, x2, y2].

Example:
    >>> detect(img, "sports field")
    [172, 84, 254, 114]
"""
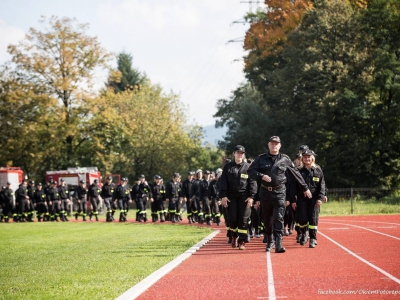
[0, 222, 212, 300]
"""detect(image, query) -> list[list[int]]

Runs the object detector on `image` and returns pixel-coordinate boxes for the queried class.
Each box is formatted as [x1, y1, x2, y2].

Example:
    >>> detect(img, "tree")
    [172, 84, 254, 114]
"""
[106, 51, 146, 93]
[6, 16, 112, 168]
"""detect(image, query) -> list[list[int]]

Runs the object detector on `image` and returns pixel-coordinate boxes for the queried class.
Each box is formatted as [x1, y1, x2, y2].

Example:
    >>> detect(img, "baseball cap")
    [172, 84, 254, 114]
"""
[302, 149, 317, 156]
[106, 176, 112, 180]
[269, 136, 281, 143]
[36, 183, 42, 186]
[188, 171, 195, 175]
[173, 173, 181, 178]
[204, 170, 211, 175]
[216, 168, 222, 174]
[234, 145, 246, 152]
[6, 182, 11, 185]
[299, 145, 309, 151]
[196, 169, 202, 174]
[79, 180, 85, 184]
[154, 175, 161, 179]
[138, 174, 145, 178]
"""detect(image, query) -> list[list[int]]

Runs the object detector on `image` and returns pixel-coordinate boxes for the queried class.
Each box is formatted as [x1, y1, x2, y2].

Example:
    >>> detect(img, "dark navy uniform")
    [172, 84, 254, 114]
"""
[33, 184, 48, 222]
[150, 176, 166, 222]
[58, 182, 70, 221]
[208, 176, 221, 226]
[101, 180, 115, 222]
[248, 151, 309, 252]
[47, 183, 61, 222]
[88, 180, 101, 221]
[199, 173, 212, 225]
[114, 179, 131, 222]
[219, 159, 257, 245]
[2, 185, 14, 222]
[27, 182, 36, 222]
[181, 172, 195, 223]
[190, 171, 203, 223]
[166, 174, 181, 223]
[75, 181, 88, 221]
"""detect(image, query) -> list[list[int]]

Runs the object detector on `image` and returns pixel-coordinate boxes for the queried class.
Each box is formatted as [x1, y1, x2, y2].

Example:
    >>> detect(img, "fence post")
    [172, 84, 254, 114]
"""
[350, 187, 354, 214]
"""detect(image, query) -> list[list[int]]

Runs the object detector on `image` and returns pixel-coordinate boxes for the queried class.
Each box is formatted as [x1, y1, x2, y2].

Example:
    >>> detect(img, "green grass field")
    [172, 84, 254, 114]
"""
[0, 222, 212, 300]
[320, 199, 400, 216]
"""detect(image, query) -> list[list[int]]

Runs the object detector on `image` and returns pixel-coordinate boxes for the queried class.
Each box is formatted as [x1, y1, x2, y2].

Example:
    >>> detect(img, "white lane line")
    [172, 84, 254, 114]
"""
[321, 219, 400, 226]
[327, 228, 349, 230]
[266, 251, 276, 300]
[320, 221, 400, 241]
[319, 231, 400, 285]
[115, 230, 220, 300]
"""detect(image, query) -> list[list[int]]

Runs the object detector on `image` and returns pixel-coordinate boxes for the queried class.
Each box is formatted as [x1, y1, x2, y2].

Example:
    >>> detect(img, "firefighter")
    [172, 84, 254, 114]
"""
[75, 180, 88, 221]
[58, 179, 70, 222]
[33, 183, 47, 222]
[27, 180, 36, 222]
[101, 176, 115, 222]
[208, 170, 222, 226]
[88, 179, 101, 221]
[165, 173, 181, 223]
[15, 180, 30, 222]
[43, 181, 52, 221]
[292, 149, 326, 248]
[200, 170, 212, 225]
[182, 171, 195, 223]
[150, 175, 166, 222]
[131, 179, 140, 221]
[176, 176, 184, 221]
[0, 186, 5, 222]
[3, 182, 16, 222]
[190, 170, 204, 224]
[248, 136, 312, 253]
[220, 145, 257, 250]
[134, 175, 152, 222]
[114, 177, 131, 222]
[47, 180, 61, 222]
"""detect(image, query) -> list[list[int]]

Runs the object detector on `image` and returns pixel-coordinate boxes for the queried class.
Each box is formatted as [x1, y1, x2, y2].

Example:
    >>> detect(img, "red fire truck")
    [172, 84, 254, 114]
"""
[0, 167, 25, 188]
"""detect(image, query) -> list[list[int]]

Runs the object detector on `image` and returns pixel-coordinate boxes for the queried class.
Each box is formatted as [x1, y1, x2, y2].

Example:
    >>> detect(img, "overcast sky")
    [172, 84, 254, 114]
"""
[0, 0, 263, 127]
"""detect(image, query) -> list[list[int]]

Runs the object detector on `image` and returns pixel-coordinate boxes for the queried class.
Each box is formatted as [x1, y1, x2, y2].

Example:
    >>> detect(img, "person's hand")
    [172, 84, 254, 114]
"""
[150, 198, 154, 202]
[129, 200, 132, 203]
[292, 203, 297, 210]
[262, 175, 271, 182]
[304, 189, 312, 198]
[221, 197, 230, 208]
[245, 197, 253, 208]
[323, 196, 328, 203]
[285, 200, 290, 207]
[316, 199, 322, 207]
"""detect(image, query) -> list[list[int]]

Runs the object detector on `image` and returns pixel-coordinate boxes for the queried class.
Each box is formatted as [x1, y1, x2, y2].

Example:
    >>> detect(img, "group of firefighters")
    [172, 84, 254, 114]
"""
[0, 135, 326, 253]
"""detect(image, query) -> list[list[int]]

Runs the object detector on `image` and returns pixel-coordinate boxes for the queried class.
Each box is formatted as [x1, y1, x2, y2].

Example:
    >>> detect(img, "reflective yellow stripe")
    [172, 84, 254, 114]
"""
[299, 222, 309, 228]
[238, 229, 247, 234]
[308, 225, 318, 229]
[231, 228, 238, 232]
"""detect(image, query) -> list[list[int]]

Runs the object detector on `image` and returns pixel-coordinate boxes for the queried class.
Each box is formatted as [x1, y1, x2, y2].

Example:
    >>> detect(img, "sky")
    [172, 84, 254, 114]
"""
[0, 0, 263, 127]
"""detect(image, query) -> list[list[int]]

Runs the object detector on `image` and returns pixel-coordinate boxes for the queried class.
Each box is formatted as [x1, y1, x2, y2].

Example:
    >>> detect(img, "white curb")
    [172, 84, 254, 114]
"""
[115, 230, 220, 300]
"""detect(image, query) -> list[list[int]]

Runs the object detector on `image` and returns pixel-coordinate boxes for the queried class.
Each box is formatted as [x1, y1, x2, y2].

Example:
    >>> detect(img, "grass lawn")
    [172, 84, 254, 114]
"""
[0, 222, 212, 300]
[320, 200, 400, 216]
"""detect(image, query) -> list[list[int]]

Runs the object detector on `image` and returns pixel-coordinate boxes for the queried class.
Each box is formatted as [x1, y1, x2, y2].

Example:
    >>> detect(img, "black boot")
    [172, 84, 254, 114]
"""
[188, 215, 193, 224]
[89, 212, 93, 221]
[95, 214, 99, 222]
[75, 213, 79, 221]
[64, 215, 69, 221]
[143, 213, 147, 222]
[136, 211, 140, 222]
[119, 212, 124, 222]
[275, 236, 286, 253]
[266, 235, 275, 252]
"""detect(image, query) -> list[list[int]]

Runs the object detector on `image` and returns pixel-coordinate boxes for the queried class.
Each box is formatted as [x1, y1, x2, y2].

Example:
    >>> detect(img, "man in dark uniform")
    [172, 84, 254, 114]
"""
[0, 186, 5, 222]
[75, 180, 88, 221]
[27, 180, 36, 222]
[200, 170, 212, 225]
[150, 175, 165, 222]
[248, 136, 312, 253]
[101, 176, 115, 222]
[182, 171, 195, 223]
[88, 179, 101, 221]
[3, 182, 15, 222]
[134, 175, 152, 222]
[166, 173, 181, 223]
[43, 181, 52, 221]
[33, 183, 47, 222]
[190, 170, 204, 224]
[208, 170, 222, 226]
[16, 180, 30, 222]
[47, 180, 61, 222]
[114, 177, 131, 222]
[58, 179, 70, 221]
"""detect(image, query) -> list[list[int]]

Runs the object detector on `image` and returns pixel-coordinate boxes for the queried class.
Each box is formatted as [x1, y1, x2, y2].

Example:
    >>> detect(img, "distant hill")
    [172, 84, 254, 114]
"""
[202, 125, 227, 146]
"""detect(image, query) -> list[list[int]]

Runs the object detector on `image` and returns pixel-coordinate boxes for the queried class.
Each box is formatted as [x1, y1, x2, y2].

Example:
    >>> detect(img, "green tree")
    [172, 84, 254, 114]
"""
[106, 51, 146, 93]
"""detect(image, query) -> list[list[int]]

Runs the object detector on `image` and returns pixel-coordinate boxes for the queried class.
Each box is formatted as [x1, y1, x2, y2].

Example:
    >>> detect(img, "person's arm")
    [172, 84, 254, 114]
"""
[285, 159, 312, 198]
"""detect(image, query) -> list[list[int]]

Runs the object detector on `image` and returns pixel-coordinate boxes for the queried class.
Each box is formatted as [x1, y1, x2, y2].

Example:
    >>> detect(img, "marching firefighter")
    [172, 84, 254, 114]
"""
[220, 145, 257, 250]
[200, 170, 212, 225]
[165, 173, 181, 223]
[101, 176, 115, 222]
[88, 179, 101, 221]
[2, 183, 14, 222]
[208, 170, 222, 226]
[58, 179, 70, 221]
[182, 171, 195, 223]
[47, 180, 61, 222]
[27, 180, 36, 222]
[0, 186, 5, 222]
[33, 183, 47, 222]
[292, 149, 326, 248]
[16, 180, 30, 222]
[248, 136, 312, 253]
[75, 180, 88, 221]
[190, 170, 204, 224]
[114, 177, 131, 222]
[134, 175, 152, 222]
[150, 175, 166, 222]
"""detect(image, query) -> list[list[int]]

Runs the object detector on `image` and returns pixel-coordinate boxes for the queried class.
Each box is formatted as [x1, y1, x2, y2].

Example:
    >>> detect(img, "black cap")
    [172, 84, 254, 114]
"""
[37, 183, 42, 186]
[173, 173, 181, 178]
[79, 180, 85, 184]
[122, 177, 128, 182]
[94, 179, 98, 183]
[29, 180, 34, 184]
[299, 144, 309, 151]
[6, 182, 11, 185]
[51, 180, 57, 185]
[106, 176, 112, 180]
[188, 171, 195, 175]
[269, 136, 281, 143]
[234, 145, 246, 152]
[204, 170, 211, 175]
[60, 179, 65, 182]
[302, 149, 317, 156]
[295, 153, 302, 159]
[154, 175, 161, 179]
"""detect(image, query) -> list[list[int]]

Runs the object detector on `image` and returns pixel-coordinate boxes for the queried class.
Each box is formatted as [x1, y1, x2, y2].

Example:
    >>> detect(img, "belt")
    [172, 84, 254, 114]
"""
[261, 184, 282, 191]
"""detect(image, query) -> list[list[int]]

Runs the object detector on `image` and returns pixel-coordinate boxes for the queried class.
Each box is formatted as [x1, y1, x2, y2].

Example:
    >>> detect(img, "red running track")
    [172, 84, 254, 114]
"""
[134, 215, 400, 300]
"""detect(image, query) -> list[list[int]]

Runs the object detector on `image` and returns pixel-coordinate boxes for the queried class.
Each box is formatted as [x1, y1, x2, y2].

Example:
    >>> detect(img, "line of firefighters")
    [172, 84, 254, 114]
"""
[0, 139, 326, 254]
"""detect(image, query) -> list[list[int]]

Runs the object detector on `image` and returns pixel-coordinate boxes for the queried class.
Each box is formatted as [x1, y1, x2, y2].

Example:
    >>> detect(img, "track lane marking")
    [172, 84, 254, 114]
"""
[319, 231, 400, 285]
[321, 219, 400, 226]
[266, 252, 276, 300]
[320, 221, 400, 241]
